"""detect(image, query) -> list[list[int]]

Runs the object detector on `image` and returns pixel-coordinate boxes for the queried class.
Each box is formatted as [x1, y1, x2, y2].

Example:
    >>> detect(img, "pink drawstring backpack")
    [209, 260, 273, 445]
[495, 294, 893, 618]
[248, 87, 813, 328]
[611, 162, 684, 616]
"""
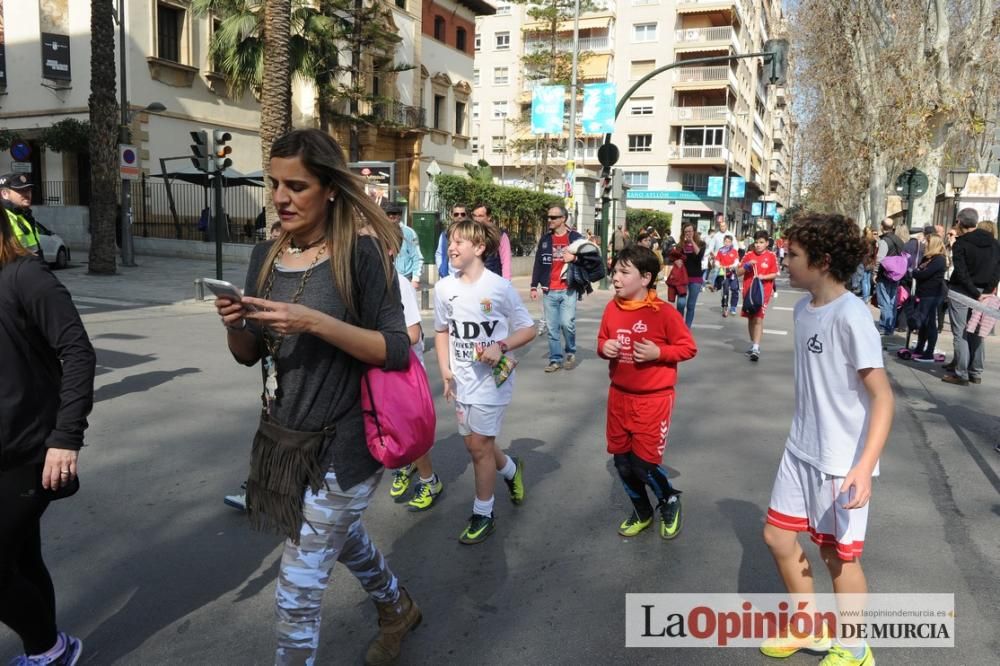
[361, 349, 436, 468]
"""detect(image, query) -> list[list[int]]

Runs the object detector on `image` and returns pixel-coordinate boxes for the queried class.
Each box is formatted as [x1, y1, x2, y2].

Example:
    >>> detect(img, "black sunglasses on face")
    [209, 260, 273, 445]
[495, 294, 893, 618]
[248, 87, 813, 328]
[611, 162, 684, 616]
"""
[453, 212, 467, 217]
[547, 215, 564, 220]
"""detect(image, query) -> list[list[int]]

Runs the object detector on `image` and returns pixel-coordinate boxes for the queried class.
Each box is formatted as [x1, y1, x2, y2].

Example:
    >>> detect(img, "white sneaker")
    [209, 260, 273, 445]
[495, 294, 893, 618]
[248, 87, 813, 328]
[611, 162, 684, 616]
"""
[224, 493, 247, 511]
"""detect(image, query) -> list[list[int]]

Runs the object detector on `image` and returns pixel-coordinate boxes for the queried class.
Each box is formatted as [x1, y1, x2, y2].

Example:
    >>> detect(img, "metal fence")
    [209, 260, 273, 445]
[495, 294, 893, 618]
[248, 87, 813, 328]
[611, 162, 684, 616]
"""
[132, 177, 268, 244]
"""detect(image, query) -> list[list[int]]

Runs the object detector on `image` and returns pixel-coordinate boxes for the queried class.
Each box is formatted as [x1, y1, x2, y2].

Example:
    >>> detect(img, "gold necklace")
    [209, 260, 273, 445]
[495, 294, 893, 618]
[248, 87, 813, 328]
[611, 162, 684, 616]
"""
[287, 235, 325, 255]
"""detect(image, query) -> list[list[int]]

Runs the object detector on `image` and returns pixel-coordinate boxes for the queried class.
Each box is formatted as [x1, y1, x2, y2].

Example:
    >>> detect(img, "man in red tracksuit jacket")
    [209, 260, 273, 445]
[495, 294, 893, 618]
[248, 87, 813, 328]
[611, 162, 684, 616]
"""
[598, 245, 697, 541]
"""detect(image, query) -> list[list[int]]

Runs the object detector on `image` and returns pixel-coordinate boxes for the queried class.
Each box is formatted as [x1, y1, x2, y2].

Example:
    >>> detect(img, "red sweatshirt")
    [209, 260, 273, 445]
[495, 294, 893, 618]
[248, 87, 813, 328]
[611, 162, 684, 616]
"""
[597, 297, 698, 394]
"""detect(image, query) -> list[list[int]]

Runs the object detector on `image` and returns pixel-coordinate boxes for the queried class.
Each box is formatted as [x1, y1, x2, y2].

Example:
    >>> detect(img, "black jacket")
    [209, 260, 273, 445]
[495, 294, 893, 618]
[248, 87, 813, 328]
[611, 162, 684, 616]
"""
[0, 256, 95, 470]
[912, 254, 946, 298]
[531, 229, 583, 290]
[948, 229, 1000, 298]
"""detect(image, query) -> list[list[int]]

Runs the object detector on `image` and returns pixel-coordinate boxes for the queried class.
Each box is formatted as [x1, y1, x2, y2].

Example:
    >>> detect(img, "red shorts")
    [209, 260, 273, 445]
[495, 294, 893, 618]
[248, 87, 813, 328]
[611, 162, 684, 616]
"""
[740, 291, 773, 320]
[606, 386, 675, 465]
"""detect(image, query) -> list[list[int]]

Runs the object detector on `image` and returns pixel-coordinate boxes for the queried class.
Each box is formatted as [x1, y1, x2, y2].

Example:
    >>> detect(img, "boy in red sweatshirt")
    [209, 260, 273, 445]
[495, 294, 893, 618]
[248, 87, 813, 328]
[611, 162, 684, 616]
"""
[598, 246, 698, 539]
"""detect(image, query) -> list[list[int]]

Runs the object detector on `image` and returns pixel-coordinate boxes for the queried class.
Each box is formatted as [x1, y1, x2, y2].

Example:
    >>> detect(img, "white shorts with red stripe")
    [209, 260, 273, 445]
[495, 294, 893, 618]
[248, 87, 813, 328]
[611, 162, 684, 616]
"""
[766, 449, 869, 561]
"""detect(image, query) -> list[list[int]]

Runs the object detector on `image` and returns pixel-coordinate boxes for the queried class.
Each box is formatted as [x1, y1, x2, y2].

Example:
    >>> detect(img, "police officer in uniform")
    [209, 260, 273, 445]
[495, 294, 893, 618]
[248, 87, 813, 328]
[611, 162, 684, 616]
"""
[0, 173, 44, 261]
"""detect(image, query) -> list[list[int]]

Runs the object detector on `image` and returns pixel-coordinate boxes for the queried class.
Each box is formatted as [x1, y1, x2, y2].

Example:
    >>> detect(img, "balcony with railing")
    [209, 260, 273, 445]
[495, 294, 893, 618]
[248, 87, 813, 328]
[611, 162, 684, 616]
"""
[667, 144, 729, 162]
[773, 124, 785, 145]
[775, 85, 787, 106]
[669, 105, 730, 124]
[358, 99, 427, 129]
[672, 65, 738, 91]
[674, 26, 739, 51]
[524, 34, 611, 53]
[677, 0, 750, 25]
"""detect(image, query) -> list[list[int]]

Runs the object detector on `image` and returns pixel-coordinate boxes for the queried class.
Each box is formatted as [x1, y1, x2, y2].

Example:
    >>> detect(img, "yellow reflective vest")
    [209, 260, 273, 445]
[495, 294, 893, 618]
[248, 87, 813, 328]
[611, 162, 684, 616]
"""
[4, 206, 40, 252]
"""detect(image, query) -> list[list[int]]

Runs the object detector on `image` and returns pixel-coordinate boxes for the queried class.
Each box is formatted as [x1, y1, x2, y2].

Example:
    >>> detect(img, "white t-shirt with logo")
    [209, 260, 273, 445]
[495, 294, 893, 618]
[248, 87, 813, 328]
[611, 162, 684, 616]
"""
[397, 275, 424, 366]
[785, 292, 884, 477]
[434, 269, 534, 405]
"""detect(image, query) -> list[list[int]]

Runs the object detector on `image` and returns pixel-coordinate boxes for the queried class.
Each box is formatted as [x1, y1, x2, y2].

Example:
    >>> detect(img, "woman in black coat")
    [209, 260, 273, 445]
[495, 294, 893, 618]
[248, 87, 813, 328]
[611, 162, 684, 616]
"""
[910, 235, 948, 361]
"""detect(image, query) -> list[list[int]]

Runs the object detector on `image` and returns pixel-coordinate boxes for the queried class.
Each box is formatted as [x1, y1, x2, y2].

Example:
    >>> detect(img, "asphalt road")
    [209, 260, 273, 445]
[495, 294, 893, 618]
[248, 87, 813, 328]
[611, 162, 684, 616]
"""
[3, 260, 998, 665]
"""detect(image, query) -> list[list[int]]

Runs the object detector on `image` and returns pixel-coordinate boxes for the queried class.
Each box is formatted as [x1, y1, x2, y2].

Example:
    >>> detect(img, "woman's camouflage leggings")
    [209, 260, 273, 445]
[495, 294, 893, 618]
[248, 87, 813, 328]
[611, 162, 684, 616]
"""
[274, 469, 399, 666]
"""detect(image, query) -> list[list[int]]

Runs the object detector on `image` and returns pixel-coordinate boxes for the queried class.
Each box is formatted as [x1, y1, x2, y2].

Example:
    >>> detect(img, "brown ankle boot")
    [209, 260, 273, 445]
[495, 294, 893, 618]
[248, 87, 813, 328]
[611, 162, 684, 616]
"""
[364, 586, 421, 665]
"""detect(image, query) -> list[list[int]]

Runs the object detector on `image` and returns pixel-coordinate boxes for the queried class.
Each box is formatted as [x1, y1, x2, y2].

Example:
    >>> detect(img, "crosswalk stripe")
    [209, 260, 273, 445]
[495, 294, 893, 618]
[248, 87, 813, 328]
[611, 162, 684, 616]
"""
[773, 306, 794, 311]
[764, 329, 788, 336]
[692, 323, 724, 330]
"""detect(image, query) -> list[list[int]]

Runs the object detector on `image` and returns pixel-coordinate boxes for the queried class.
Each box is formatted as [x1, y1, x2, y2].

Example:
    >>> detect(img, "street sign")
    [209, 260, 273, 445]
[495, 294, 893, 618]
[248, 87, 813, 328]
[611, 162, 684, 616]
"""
[707, 176, 724, 198]
[41, 32, 72, 81]
[119, 144, 140, 180]
[751, 202, 762, 216]
[895, 168, 928, 198]
[531, 86, 566, 135]
[597, 142, 620, 167]
[729, 177, 746, 198]
[11, 162, 31, 173]
[581, 83, 616, 134]
[765, 202, 777, 218]
[10, 140, 31, 161]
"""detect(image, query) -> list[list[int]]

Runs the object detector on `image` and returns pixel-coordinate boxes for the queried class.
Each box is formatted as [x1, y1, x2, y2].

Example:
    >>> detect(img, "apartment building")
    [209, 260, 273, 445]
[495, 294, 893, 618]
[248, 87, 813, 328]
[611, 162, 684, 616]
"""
[473, 0, 795, 237]
[0, 0, 491, 219]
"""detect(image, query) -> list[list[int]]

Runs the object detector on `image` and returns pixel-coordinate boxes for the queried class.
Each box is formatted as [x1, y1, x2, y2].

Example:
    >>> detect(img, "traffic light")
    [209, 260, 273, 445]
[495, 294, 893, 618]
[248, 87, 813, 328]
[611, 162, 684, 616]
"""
[764, 39, 789, 85]
[611, 169, 624, 201]
[190, 129, 211, 172]
[213, 130, 233, 172]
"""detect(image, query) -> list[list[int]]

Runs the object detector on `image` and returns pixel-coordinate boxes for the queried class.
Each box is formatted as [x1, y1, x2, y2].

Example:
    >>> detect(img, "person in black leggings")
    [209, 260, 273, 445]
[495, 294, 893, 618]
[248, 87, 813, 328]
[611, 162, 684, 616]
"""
[0, 215, 95, 666]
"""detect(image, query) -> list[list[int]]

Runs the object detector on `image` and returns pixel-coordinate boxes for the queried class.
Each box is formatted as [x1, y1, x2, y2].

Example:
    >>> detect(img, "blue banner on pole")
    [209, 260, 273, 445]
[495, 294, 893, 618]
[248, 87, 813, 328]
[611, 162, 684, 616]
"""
[729, 176, 746, 198]
[765, 202, 777, 218]
[531, 86, 566, 135]
[581, 83, 616, 134]
[751, 202, 762, 216]
[707, 176, 724, 198]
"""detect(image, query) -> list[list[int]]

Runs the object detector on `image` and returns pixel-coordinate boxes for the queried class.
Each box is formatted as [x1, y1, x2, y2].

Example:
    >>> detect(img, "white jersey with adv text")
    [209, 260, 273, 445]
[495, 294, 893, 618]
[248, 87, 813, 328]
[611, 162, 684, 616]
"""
[397, 276, 424, 366]
[434, 270, 534, 405]
[786, 292, 884, 477]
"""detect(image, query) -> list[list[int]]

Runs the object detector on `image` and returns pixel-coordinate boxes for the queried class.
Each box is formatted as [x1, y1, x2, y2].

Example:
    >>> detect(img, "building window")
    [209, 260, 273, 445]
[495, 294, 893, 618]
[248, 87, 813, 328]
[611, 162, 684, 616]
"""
[628, 134, 653, 152]
[683, 127, 725, 146]
[632, 23, 657, 43]
[472, 139, 479, 153]
[433, 94, 446, 130]
[473, 69, 480, 86]
[629, 97, 654, 115]
[495, 31, 510, 50]
[622, 171, 649, 190]
[455, 101, 466, 134]
[395, 0, 406, 8]
[472, 102, 480, 120]
[682, 172, 709, 192]
[475, 33, 481, 51]
[496, 3, 512, 15]
[157, 2, 184, 63]
[492, 100, 508, 119]
[491, 136, 506, 153]
[456, 27, 467, 51]
[493, 67, 509, 85]
[433, 16, 446, 41]
[210, 19, 222, 72]
[629, 59, 655, 80]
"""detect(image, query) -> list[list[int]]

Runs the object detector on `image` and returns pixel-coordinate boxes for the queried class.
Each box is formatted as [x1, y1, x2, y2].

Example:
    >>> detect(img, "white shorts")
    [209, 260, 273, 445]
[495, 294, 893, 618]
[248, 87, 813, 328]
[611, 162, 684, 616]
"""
[766, 450, 870, 561]
[455, 402, 507, 437]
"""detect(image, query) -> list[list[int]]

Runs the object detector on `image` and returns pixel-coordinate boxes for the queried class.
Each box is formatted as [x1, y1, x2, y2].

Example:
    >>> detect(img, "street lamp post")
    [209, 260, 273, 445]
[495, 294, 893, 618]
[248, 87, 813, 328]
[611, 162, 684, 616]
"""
[565, 0, 581, 222]
[949, 169, 970, 228]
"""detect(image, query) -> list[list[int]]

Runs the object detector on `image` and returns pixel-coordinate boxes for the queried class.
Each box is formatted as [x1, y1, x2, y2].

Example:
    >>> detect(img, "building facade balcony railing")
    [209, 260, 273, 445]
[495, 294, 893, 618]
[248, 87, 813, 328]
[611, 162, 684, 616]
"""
[668, 144, 728, 160]
[361, 100, 427, 129]
[670, 105, 730, 124]
[524, 35, 611, 53]
[673, 65, 738, 91]
[674, 26, 738, 48]
[773, 126, 785, 144]
[677, 0, 751, 26]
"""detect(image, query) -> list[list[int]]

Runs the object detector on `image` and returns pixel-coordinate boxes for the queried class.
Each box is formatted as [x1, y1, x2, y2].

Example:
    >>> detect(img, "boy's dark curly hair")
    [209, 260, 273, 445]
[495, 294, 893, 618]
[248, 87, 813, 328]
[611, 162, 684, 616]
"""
[613, 245, 662, 290]
[784, 214, 865, 284]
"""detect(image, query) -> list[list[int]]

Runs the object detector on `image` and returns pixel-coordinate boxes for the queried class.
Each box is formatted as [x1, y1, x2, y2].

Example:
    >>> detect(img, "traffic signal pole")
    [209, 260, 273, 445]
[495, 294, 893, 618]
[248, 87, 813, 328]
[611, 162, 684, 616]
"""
[597, 45, 787, 288]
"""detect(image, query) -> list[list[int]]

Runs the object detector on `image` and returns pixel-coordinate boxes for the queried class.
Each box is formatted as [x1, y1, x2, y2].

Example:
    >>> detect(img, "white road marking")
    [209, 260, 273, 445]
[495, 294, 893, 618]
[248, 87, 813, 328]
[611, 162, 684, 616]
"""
[693, 323, 724, 330]
[764, 329, 788, 336]
[773, 306, 795, 311]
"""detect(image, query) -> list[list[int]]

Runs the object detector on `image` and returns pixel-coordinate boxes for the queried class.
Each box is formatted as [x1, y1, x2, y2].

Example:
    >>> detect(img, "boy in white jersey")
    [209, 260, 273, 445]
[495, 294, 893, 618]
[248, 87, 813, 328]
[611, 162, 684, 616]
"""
[434, 220, 536, 544]
[762, 214, 894, 666]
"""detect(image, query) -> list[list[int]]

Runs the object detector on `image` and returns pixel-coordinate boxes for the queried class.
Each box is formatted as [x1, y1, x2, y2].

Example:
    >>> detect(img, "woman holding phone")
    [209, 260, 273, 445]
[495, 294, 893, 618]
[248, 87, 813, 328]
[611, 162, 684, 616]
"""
[0, 212, 96, 665]
[214, 129, 416, 666]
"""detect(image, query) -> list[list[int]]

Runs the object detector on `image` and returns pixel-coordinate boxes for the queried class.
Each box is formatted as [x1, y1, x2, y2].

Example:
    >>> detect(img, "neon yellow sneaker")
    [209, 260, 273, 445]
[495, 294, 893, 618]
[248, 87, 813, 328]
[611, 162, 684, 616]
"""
[459, 513, 495, 545]
[618, 512, 653, 537]
[659, 496, 682, 540]
[819, 644, 874, 666]
[389, 464, 414, 502]
[504, 456, 525, 505]
[760, 624, 832, 659]
[406, 478, 443, 512]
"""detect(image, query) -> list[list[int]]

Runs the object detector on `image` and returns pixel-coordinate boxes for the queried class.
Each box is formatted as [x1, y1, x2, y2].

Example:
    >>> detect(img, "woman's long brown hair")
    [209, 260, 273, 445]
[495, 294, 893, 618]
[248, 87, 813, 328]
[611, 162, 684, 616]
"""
[0, 210, 30, 266]
[257, 129, 401, 317]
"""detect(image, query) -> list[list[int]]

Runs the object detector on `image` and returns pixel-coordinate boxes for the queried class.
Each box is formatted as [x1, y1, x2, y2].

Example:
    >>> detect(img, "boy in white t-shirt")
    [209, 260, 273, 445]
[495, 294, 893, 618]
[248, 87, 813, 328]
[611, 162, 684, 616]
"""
[434, 219, 536, 544]
[761, 214, 894, 666]
[387, 278, 447, 511]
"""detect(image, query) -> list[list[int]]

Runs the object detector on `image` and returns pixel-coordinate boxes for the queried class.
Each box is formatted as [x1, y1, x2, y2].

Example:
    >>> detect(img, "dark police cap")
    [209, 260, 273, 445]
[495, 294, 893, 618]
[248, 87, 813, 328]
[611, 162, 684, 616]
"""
[0, 173, 32, 190]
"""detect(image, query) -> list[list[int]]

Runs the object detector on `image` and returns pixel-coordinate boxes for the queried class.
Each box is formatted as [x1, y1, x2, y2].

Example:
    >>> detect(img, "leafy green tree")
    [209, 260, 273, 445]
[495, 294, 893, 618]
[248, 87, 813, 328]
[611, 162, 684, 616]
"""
[435, 174, 562, 244]
[464, 160, 494, 184]
[510, 1, 599, 191]
[626, 209, 673, 239]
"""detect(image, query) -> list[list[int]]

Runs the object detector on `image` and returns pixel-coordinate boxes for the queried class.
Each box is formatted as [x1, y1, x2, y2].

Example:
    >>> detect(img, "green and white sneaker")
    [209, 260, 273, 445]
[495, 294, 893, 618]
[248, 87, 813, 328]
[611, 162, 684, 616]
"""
[618, 511, 653, 537]
[389, 464, 415, 502]
[459, 513, 496, 545]
[659, 495, 682, 540]
[406, 478, 443, 512]
[504, 456, 525, 505]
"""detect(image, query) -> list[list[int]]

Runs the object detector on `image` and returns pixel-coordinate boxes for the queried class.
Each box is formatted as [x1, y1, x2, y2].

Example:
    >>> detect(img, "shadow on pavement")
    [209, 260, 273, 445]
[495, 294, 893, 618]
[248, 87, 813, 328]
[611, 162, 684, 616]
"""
[717, 498, 785, 594]
[94, 368, 202, 403]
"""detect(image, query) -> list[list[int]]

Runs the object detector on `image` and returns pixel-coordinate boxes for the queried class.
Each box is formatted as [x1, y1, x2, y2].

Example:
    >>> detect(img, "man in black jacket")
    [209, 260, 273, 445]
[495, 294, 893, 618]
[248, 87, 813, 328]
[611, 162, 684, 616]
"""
[530, 205, 583, 372]
[943, 208, 1000, 385]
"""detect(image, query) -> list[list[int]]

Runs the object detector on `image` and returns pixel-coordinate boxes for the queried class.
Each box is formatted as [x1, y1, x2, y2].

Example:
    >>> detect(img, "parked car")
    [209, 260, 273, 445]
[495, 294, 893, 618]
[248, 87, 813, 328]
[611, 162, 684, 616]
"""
[35, 222, 70, 269]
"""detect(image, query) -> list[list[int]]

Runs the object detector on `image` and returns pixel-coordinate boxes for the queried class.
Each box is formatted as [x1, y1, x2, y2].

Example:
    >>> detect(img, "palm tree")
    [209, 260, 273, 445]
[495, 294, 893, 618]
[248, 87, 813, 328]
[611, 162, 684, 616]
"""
[260, 0, 293, 174]
[88, 0, 119, 274]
